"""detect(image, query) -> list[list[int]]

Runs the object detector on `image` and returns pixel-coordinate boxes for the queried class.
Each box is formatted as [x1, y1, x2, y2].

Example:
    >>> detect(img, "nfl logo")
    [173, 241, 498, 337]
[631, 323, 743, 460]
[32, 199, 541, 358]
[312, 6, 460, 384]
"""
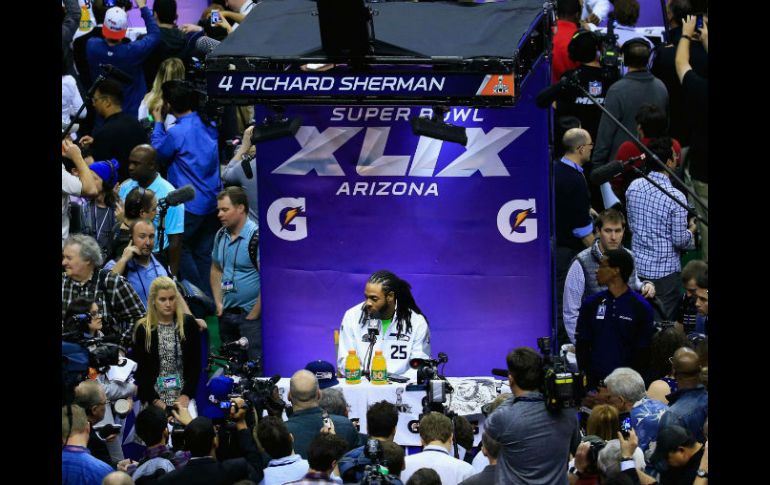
[589, 81, 602, 96]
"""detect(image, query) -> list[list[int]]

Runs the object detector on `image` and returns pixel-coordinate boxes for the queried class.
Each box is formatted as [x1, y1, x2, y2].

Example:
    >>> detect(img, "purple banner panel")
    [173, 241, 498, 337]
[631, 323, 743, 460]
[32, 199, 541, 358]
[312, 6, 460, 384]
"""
[257, 61, 552, 378]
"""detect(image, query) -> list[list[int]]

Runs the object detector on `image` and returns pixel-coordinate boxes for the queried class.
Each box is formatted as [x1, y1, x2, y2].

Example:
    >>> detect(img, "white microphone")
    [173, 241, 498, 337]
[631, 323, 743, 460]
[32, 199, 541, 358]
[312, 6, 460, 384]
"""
[222, 337, 249, 350]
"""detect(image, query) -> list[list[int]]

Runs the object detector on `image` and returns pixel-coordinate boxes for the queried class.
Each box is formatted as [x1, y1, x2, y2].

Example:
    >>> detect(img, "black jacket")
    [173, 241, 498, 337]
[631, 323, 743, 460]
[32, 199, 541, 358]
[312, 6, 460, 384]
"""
[458, 464, 497, 485]
[157, 456, 260, 485]
[133, 314, 202, 404]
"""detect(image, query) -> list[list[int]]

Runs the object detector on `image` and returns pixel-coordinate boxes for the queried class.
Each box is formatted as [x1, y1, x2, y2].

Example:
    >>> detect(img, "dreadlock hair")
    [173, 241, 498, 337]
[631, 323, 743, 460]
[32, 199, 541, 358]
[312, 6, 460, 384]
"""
[362, 270, 427, 338]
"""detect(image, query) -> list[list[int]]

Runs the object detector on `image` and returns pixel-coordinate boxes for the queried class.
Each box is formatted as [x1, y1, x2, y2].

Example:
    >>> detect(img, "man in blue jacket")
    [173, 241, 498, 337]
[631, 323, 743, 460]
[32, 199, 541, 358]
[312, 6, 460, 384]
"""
[152, 80, 221, 299]
[86, 0, 160, 122]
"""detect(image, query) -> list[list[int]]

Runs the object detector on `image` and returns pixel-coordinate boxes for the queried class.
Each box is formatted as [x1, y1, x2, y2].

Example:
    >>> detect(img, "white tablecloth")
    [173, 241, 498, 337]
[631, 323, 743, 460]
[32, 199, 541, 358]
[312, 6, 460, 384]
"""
[275, 377, 511, 446]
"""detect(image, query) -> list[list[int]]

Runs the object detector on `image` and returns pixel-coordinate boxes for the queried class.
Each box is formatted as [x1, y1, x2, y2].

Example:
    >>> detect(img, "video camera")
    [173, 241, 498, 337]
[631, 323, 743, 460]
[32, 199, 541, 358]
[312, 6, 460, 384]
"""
[62, 329, 131, 371]
[187, 58, 224, 127]
[596, 13, 620, 70]
[408, 353, 454, 418]
[537, 337, 586, 413]
[359, 438, 400, 485]
[208, 345, 286, 425]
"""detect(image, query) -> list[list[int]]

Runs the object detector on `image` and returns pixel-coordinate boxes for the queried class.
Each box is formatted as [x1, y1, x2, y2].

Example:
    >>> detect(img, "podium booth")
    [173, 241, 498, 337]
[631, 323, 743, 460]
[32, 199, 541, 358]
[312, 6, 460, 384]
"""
[205, 0, 555, 378]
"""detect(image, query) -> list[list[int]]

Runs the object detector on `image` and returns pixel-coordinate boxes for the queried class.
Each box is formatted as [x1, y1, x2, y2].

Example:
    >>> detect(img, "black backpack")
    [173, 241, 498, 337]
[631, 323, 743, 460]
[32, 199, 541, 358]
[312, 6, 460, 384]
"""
[213, 227, 260, 271]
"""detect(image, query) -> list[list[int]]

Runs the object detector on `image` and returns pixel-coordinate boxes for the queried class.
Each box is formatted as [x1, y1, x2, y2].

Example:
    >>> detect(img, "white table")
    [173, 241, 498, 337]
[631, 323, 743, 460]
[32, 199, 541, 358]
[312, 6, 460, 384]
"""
[275, 377, 511, 446]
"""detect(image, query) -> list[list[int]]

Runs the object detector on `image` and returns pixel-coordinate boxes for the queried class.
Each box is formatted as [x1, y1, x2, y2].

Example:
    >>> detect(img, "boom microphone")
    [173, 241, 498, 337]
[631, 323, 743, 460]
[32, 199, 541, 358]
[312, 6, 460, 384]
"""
[161, 185, 196, 207]
[589, 154, 646, 185]
[99, 64, 134, 84]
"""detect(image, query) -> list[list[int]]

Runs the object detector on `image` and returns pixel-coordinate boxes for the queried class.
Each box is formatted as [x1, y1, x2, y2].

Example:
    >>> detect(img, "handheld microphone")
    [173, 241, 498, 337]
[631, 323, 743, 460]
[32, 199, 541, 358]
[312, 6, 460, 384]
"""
[222, 337, 249, 350]
[99, 64, 134, 84]
[160, 185, 196, 207]
[589, 154, 645, 185]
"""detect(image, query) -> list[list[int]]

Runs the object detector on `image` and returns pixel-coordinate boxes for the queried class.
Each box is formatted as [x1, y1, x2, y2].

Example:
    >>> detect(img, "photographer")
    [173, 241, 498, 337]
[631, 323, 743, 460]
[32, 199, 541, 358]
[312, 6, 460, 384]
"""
[152, 79, 221, 299]
[63, 234, 146, 337]
[133, 276, 201, 411]
[222, 125, 259, 225]
[127, 406, 191, 482]
[86, 0, 160, 121]
[338, 401, 400, 483]
[285, 370, 359, 459]
[157, 416, 262, 484]
[485, 347, 581, 485]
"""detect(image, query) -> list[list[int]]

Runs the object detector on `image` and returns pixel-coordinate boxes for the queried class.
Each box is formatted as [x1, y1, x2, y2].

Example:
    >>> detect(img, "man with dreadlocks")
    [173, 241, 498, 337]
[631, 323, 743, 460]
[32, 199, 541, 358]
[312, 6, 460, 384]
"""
[336, 270, 432, 378]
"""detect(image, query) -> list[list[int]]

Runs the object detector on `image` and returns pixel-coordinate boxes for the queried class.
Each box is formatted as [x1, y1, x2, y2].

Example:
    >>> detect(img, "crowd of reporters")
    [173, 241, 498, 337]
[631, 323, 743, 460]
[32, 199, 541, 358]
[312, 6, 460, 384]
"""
[62, 1, 709, 484]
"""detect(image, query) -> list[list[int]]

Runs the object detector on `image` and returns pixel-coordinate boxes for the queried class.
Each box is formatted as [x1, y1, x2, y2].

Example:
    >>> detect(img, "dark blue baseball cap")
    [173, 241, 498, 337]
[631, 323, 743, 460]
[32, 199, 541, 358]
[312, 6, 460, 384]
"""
[305, 360, 339, 389]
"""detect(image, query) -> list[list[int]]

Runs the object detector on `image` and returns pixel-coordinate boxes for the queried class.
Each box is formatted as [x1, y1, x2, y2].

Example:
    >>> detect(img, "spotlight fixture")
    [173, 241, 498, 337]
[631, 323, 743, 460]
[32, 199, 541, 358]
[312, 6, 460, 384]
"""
[409, 106, 467, 146]
[251, 106, 302, 143]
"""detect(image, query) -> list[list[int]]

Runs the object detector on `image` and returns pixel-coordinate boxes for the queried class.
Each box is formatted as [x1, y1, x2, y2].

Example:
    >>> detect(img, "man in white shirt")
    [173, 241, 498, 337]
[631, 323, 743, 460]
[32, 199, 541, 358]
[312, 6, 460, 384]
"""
[337, 270, 431, 378]
[401, 413, 475, 485]
[62, 139, 98, 247]
[221, 0, 257, 30]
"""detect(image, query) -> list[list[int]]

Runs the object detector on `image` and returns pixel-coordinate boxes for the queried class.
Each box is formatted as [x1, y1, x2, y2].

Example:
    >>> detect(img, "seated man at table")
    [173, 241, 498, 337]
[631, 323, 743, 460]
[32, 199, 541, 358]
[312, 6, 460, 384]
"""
[284, 370, 359, 459]
[337, 270, 431, 378]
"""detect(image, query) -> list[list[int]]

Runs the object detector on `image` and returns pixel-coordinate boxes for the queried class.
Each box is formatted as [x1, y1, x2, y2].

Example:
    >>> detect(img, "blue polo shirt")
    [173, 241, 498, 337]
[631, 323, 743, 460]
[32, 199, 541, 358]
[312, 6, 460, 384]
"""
[62, 445, 113, 485]
[119, 174, 184, 253]
[211, 219, 260, 312]
[575, 289, 655, 384]
[151, 112, 221, 215]
[104, 254, 168, 307]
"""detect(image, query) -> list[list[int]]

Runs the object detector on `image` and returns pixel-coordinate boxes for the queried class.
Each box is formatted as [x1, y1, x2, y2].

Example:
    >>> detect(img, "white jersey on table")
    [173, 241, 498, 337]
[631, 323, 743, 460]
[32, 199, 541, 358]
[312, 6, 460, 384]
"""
[337, 303, 431, 377]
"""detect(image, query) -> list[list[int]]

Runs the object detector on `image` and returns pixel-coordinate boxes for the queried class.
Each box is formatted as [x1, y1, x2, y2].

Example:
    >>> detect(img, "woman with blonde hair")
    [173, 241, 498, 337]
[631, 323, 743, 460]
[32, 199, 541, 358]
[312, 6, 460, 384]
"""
[586, 404, 619, 441]
[138, 57, 185, 128]
[133, 276, 201, 411]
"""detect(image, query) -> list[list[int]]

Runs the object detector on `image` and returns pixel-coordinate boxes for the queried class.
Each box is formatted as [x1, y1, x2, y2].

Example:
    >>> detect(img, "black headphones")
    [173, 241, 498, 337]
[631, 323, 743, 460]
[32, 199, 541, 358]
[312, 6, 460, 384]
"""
[567, 30, 600, 63]
[621, 37, 651, 57]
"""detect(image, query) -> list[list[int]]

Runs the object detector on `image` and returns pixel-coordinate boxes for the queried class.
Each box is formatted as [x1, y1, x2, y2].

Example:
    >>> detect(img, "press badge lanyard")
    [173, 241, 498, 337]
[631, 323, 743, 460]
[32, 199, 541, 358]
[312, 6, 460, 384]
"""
[93, 205, 110, 241]
[220, 234, 242, 287]
[133, 258, 160, 303]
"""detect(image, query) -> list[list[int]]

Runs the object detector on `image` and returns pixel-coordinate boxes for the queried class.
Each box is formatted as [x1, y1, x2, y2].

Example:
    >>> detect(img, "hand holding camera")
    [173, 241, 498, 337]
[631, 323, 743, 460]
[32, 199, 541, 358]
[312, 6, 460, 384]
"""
[617, 427, 638, 458]
[170, 402, 193, 426]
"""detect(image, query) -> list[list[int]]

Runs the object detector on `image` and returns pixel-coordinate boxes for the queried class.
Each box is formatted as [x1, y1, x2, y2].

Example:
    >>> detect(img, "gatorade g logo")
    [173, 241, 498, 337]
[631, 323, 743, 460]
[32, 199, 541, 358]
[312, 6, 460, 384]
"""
[267, 197, 308, 241]
[497, 198, 537, 243]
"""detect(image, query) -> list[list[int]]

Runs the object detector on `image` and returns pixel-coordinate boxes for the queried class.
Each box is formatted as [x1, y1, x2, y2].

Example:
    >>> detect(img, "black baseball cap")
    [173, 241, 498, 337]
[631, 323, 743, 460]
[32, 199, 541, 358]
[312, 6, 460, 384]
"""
[649, 425, 695, 466]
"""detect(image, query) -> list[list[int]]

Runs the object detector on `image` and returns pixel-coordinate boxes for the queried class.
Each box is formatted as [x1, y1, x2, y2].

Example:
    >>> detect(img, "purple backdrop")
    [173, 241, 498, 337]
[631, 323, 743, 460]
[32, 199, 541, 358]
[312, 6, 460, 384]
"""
[255, 61, 554, 377]
[126, 0, 209, 26]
